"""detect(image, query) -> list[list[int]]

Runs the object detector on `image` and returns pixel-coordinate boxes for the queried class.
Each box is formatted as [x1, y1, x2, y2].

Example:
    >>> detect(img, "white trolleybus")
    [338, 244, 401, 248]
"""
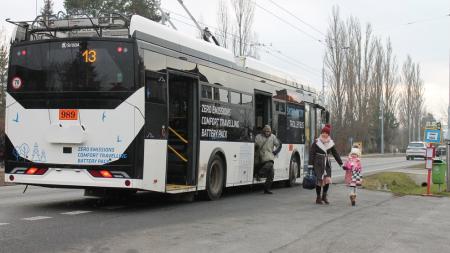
[4, 14, 329, 200]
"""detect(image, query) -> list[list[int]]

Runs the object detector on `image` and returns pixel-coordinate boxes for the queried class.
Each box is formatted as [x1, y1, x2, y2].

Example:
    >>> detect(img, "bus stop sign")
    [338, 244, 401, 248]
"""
[424, 129, 441, 143]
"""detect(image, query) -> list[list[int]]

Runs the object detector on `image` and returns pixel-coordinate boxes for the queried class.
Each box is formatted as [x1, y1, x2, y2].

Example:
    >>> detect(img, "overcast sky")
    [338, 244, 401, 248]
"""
[1, 0, 449, 119]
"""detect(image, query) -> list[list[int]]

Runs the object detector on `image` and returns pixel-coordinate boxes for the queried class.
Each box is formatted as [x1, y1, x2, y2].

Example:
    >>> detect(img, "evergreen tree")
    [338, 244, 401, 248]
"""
[64, 0, 161, 21]
[41, 0, 54, 24]
[41, 0, 54, 16]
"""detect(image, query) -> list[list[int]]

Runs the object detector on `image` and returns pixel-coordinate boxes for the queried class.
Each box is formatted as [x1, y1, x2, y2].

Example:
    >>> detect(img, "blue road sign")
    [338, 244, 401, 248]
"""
[424, 129, 441, 143]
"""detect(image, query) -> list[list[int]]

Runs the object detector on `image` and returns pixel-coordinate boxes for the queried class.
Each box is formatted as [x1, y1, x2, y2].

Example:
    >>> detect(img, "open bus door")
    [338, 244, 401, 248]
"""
[253, 90, 273, 178]
[166, 71, 199, 188]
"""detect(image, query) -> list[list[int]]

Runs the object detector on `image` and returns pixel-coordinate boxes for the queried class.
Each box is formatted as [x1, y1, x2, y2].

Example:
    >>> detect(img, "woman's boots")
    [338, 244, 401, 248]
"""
[316, 194, 329, 204]
[322, 193, 329, 204]
[316, 195, 323, 204]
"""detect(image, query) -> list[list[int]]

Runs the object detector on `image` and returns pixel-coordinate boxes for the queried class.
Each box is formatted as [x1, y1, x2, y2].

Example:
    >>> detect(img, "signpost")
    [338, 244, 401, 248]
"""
[423, 126, 441, 196]
[424, 145, 435, 196]
[424, 129, 441, 143]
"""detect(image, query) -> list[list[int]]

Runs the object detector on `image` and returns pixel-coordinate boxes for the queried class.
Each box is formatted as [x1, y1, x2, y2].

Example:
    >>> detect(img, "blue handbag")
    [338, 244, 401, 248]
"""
[302, 167, 316, 190]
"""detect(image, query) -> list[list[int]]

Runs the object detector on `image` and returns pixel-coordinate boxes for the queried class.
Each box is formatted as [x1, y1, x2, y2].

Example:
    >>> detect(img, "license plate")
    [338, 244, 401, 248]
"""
[59, 109, 78, 120]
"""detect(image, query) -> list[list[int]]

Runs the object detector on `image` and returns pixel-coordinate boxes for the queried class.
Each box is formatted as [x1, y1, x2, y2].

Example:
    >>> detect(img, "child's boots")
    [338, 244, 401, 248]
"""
[350, 193, 356, 206]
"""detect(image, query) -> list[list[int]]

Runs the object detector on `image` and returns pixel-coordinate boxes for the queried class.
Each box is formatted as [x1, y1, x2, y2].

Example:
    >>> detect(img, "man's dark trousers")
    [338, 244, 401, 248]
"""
[260, 161, 274, 191]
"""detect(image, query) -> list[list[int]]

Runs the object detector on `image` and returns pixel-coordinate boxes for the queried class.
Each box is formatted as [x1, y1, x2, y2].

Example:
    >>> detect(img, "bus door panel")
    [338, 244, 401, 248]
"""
[143, 71, 169, 191]
[166, 71, 199, 186]
[272, 99, 288, 179]
[254, 91, 273, 177]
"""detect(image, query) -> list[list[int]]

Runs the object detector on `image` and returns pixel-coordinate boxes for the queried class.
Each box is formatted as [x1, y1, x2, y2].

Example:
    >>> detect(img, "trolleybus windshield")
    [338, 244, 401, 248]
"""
[8, 40, 135, 93]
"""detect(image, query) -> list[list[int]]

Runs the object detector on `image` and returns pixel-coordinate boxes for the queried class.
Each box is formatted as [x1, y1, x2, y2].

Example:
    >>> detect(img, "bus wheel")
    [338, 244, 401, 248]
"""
[286, 156, 299, 187]
[206, 155, 225, 200]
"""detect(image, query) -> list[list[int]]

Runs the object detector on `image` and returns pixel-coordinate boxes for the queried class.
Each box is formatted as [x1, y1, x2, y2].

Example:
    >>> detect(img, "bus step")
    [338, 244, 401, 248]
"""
[166, 184, 196, 194]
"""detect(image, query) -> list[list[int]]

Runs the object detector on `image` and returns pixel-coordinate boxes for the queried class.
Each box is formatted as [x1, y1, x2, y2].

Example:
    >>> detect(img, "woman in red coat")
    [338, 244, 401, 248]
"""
[308, 124, 343, 204]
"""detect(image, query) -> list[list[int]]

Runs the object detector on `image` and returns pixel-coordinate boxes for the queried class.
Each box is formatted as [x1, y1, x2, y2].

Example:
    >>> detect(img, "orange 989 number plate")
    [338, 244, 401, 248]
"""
[59, 109, 78, 120]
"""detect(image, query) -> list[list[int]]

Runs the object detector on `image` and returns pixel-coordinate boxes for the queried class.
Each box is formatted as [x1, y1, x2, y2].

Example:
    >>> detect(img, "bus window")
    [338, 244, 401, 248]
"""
[304, 104, 310, 162]
[310, 106, 316, 140]
[201, 85, 212, 99]
[273, 101, 287, 143]
[242, 94, 253, 106]
[214, 87, 229, 102]
[230, 91, 240, 104]
[8, 40, 134, 93]
[286, 104, 305, 144]
[146, 72, 166, 104]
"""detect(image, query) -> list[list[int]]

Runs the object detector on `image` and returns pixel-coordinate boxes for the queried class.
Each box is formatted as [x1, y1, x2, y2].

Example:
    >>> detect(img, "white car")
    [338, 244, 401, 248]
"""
[406, 142, 426, 160]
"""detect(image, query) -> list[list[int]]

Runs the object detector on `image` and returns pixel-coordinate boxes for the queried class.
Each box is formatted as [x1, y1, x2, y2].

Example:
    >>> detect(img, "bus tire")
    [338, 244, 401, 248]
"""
[286, 155, 299, 187]
[206, 155, 225, 200]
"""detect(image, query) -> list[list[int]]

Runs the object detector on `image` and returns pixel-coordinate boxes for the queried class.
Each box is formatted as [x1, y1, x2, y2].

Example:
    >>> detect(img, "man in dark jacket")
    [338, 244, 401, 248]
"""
[255, 125, 282, 194]
[309, 124, 343, 204]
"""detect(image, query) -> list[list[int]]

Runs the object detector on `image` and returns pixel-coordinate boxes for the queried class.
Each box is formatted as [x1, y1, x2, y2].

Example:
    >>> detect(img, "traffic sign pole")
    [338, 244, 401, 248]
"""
[423, 144, 435, 196]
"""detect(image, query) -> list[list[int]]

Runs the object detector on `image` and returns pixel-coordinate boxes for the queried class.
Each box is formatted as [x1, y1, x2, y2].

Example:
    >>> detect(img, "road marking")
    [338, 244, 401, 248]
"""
[22, 216, 52, 221]
[61, 210, 92, 215]
[0, 223, 9, 226]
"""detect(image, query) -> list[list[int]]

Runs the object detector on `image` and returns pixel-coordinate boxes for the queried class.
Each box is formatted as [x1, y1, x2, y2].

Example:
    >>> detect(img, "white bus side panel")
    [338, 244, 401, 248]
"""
[142, 139, 167, 192]
[273, 145, 289, 180]
[197, 142, 305, 189]
[197, 141, 254, 190]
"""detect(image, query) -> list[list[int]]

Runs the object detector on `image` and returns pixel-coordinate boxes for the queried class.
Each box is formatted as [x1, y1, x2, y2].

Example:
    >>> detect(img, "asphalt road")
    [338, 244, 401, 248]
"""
[331, 156, 423, 180]
[2, 157, 445, 253]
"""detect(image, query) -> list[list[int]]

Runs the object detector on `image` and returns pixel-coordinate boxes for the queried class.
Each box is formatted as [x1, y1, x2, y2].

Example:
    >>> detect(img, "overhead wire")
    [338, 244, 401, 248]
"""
[260, 49, 318, 85]
[250, 0, 325, 45]
[163, 7, 323, 82]
[265, 0, 326, 37]
[265, 46, 322, 74]
[405, 13, 450, 25]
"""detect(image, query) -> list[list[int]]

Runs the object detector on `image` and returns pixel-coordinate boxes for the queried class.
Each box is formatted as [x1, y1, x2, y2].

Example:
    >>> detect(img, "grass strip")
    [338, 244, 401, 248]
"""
[363, 172, 450, 197]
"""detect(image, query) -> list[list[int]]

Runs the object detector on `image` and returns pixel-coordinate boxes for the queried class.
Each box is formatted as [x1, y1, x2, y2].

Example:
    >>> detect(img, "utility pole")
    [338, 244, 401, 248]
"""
[447, 49, 450, 192]
[380, 95, 384, 154]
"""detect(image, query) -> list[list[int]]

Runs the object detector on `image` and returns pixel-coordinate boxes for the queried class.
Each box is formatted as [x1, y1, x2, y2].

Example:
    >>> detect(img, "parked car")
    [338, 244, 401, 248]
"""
[406, 142, 426, 160]
[436, 145, 446, 157]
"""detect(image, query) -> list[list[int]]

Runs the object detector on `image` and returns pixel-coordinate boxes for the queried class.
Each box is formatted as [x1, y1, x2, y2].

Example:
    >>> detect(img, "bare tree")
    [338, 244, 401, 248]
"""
[325, 6, 346, 135]
[216, 0, 230, 48]
[399, 55, 417, 143]
[412, 63, 424, 140]
[325, 6, 402, 153]
[382, 38, 399, 151]
[0, 28, 9, 125]
[231, 0, 256, 57]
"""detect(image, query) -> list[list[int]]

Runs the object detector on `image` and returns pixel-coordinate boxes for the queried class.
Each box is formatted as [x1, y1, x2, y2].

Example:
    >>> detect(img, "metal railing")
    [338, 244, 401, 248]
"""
[167, 127, 188, 163]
